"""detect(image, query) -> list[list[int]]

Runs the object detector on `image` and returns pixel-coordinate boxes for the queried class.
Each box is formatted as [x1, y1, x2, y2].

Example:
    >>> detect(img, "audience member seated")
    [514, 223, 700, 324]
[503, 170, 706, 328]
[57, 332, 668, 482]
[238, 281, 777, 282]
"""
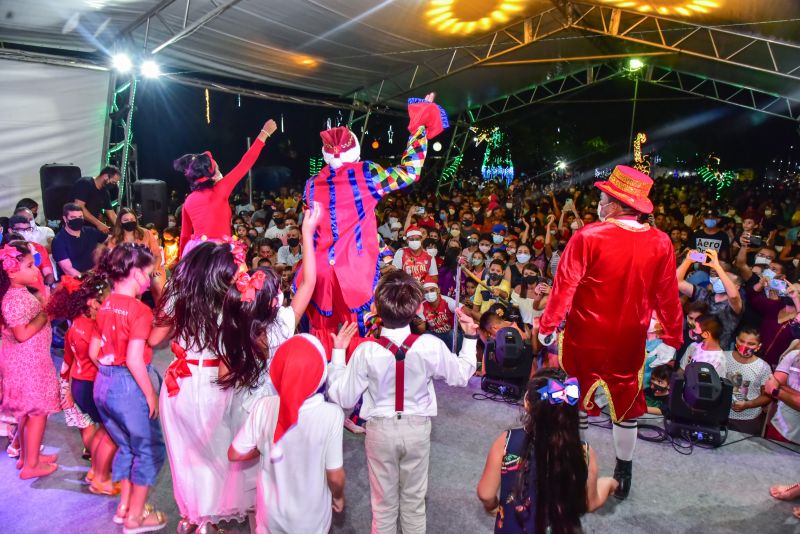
[51, 203, 107, 277]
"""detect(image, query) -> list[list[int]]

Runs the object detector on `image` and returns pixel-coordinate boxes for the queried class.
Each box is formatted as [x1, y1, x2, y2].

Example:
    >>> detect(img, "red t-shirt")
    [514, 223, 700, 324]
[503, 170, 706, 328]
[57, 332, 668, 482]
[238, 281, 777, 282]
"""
[63, 315, 98, 381]
[93, 294, 153, 366]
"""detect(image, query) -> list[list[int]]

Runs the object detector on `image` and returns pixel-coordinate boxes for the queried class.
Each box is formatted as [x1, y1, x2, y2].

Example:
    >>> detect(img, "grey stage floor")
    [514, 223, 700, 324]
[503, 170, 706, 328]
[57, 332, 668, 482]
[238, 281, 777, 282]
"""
[2, 347, 800, 534]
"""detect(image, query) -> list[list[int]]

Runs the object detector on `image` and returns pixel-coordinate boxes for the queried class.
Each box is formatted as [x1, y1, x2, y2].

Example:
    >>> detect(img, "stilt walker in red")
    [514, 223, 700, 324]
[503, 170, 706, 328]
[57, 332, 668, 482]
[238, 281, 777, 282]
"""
[294, 93, 448, 358]
[537, 166, 683, 500]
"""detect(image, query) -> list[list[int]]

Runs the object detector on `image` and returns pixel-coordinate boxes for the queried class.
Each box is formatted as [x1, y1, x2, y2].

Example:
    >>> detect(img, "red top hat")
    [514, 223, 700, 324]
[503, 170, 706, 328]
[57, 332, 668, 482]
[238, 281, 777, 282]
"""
[594, 165, 654, 214]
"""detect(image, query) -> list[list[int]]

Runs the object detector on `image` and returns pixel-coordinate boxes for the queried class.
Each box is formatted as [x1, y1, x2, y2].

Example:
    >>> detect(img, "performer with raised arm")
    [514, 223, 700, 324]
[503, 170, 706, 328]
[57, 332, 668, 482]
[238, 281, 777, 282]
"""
[294, 93, 448, 357]
[174, 119, 278, 256]
[537, 166, 683, 500]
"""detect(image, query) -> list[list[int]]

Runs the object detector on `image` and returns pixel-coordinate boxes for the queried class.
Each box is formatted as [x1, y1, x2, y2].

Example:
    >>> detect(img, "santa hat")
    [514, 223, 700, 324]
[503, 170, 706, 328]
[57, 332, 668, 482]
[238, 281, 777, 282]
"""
[406, 226, 422, 238]
[422, 276, 438, 290]
[268, 334, 327, 462]
[320, 127, 361, 170]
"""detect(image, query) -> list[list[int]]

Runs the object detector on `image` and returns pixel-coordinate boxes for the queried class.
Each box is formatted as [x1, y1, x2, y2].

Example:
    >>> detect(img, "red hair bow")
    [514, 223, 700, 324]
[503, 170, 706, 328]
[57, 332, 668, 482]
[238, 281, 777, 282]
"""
[236, 270, 266, 303]
[223, 235, 247, 267]
[0, 245, 21, 273]
[60, 275, 82, 294]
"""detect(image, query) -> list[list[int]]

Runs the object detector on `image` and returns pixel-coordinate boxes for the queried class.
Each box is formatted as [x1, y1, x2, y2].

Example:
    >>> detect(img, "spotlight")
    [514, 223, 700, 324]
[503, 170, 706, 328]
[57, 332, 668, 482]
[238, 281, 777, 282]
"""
[112, 53, 132, 73]
[628, 58, 644, 71]
[433, 141, 442, 152]
[556, 161, 567, 170]
[140, 60, 161, 78]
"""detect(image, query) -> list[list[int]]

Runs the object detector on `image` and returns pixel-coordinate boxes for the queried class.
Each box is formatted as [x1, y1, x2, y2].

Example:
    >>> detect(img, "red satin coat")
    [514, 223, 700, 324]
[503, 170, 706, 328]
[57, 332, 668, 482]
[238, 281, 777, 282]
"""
[539, 219, 683, 421]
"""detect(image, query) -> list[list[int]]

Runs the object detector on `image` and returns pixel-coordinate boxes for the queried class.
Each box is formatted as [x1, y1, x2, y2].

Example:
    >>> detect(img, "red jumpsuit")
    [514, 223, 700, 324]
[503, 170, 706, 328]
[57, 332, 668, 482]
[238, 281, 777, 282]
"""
[539, 219, 683, 422]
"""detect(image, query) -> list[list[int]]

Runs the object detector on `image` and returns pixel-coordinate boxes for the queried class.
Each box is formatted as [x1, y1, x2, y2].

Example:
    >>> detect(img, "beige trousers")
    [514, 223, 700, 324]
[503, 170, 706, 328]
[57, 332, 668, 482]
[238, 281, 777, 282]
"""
[365, 415, 432, 534]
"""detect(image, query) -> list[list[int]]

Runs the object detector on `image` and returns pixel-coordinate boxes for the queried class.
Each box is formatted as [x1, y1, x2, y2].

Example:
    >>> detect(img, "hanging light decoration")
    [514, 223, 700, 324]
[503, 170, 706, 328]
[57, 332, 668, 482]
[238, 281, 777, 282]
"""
[633, 132, 652, 176]
[696, 154, 735, 199]
[481, 128, 514, 184]
[371, 140, 380, 150]
[205, 88, 211, 124]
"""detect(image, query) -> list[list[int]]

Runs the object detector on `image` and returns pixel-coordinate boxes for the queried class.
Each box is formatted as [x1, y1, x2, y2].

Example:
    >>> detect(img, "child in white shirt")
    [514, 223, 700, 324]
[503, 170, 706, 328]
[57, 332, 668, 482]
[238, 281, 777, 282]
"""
[681, 314, 727, 377]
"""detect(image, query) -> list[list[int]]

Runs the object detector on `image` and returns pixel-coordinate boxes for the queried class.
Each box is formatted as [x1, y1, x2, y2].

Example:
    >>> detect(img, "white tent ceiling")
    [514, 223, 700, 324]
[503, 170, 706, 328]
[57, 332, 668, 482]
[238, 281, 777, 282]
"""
[1, 1, 799, 117]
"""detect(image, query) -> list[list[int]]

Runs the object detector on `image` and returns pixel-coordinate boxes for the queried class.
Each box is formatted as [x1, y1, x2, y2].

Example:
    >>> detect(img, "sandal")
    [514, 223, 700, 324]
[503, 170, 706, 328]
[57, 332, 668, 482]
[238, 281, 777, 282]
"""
[770, 483, 800, 501]
[84, 469, 95, 484]
[113, 504, 129, 525]
[88, 479, 120, 496]
[122, 506, 167, 534]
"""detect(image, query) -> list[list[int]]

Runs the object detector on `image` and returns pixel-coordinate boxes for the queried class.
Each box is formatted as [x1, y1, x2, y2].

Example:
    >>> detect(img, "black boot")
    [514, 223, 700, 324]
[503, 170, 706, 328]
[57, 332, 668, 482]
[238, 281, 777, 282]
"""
[613, 458, 633, 500]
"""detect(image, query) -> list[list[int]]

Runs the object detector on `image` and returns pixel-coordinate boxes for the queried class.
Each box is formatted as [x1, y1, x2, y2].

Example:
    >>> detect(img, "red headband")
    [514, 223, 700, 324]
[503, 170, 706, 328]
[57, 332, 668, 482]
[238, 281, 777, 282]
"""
[192, 150, 216, 183]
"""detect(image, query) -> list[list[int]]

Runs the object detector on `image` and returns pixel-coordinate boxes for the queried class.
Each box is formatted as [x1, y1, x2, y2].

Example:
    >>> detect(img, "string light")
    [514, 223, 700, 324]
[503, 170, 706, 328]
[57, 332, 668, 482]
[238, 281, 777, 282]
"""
[280, 114, 285, 133]
[237, 94, 241, 108]
[481, 128, 514, 184]
[388, 125, 394, 144]
[205, 88, 211, 125]
[697, 154, 735, 199]
[440, 154, 463, 183]
[309, 156, 325, 176]
[633, 132, 651, 176]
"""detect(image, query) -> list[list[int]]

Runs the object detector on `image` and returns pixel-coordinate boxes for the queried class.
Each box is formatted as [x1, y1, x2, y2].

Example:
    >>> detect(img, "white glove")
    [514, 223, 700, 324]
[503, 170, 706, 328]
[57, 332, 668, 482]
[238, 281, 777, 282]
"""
[538, 331, 557, 347]
[649, 344, 676, 367]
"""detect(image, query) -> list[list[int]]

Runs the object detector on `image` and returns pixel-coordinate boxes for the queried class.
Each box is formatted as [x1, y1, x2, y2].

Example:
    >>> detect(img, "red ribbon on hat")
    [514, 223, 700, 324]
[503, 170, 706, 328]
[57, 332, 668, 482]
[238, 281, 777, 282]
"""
[60, 275, 82, 294]
[236, 269, 266, 302]
[0, 245, 21, 273]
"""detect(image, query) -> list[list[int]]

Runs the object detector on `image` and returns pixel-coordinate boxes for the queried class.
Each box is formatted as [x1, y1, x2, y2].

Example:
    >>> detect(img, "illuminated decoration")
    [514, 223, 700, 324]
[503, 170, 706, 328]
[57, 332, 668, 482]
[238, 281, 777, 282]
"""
[309, 156, 325, 176]
[280, 114, 285, 133]
[481, 128, 514, 184]
[627, 58, 645, 72]
[595, 167, 612, 179]
[388, 125, 394, 144]
[599, 0, 721, 17]
[556, 161, 567, 171]
[105, 78, 138, 208]
[433, 141, 443, 152]
[440, 153, 464, 183]
[371, 140, 380, 150]
[112, 53, 132, 73]
[426, 0, 525, 35]
[633, 132, 651, 176]
[237, 94, 241, 108]
[205, 88, 211, 125]
[697, 154, 735, 199]
[471, 126, 498, 146]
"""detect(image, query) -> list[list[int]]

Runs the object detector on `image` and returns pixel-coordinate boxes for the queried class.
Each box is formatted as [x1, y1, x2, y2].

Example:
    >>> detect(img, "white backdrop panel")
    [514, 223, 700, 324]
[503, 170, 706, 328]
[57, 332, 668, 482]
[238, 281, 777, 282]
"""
[0, 59, 110, 219]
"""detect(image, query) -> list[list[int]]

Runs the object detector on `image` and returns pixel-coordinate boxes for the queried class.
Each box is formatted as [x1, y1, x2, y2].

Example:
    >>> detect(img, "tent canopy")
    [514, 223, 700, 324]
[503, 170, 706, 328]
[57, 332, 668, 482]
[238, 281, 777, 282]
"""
[1, 0, 799, 119]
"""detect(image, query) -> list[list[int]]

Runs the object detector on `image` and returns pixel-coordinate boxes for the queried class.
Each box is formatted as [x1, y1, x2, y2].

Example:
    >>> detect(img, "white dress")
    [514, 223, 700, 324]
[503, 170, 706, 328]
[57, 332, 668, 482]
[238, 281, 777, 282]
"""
[159, 337, 257, 525]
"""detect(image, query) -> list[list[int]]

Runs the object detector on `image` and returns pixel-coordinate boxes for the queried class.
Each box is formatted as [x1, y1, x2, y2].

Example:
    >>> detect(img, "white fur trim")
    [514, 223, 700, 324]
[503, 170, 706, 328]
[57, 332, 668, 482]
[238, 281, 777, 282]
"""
[323, 137, 361, 169]
[297, 333, 328, 389]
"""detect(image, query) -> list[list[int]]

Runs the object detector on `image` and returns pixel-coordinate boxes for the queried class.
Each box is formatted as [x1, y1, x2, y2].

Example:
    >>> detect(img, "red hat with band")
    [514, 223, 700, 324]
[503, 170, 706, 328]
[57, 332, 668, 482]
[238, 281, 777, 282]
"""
[594, 165, 654, 214]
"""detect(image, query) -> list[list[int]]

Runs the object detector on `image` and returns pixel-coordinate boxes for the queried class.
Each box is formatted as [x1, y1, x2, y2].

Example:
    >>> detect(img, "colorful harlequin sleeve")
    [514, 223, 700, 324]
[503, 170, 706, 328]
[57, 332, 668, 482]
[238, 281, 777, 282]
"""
[368, 125, 428, 196]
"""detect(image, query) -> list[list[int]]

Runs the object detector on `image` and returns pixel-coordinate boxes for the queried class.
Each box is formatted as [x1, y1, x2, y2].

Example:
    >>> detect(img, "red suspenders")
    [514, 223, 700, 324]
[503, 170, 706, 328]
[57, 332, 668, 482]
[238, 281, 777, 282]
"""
[373, 334, 420, 414]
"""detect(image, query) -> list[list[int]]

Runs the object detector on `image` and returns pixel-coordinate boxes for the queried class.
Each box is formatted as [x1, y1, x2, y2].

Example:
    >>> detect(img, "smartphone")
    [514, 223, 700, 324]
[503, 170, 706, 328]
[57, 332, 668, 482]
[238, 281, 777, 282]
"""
[417, 207, 425, 215]
[770, 278, 788, 293]
[689, 251, 707, 263]
[749, 235, 763, 248]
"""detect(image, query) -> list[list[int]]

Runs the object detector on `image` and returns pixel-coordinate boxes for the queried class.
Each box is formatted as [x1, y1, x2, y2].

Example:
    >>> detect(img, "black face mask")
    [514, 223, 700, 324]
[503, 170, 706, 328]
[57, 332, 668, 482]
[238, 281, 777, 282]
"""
[489, 272, 502, 282]
[468, 238, 479, 245]
[67, 218, 85, 231]
[273, 218, 285, 226]
[462, 220, 473, 227]
[651, 384, 669, 393]
[689, 331, 703, 342]
[287, 237, 300, 248]
[524, 275, 538, 285]
[121, 221, 137, 232]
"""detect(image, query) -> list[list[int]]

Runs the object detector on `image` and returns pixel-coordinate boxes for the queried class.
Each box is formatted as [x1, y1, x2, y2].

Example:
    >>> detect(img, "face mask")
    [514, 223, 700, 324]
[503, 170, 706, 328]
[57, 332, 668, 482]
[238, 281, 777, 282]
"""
[516, 253, 531, 263]
[439, 213, 447, 222]
[505, 202, 513, 209]
[735, 343, 758, 357]
[255, 226, 264, 234]
[389, 217, 399, 226]
[570, 221, 580, 230]
[451, 229, 461, 237]
[689, 330, 702, 342]
[287, 237, 300, 248]
[449, 209, 456, 215]
[472, 207, 480, 213]
[596, 202, 609, 222]
[524, 275, 537, 284]
[479, 244, 491, 254]
[488, 272, 502, 282]
[136, 269, 151, 293]
[472, 257, 484, 266]
[426, 248, 437, 257]
[424, 291, 438, 303]
[383, 256, 393, 264]
[463, 220, 473, 227]
[19, 229, 36, 241]
[762, 269, 776, 280]
[710, 277, 726, 294]
[492, 234, 504, 244]
[754, 256, 771, 266]
[67, 218, 85, 231]
[273, 218, 285, 227]
[651, 384, 669, 393]
[533, 241, 544, 251]
[794, 259, 799, 268]
[704, 219, 717, 228]
[408, 240, 422, 251]
[121, 221, 137, 232]
[765, 210, 773, 217]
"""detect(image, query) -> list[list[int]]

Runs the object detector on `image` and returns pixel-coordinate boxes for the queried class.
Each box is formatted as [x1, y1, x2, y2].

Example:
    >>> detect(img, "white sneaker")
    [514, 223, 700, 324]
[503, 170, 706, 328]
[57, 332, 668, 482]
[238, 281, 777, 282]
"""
[343, 419, 366, 434]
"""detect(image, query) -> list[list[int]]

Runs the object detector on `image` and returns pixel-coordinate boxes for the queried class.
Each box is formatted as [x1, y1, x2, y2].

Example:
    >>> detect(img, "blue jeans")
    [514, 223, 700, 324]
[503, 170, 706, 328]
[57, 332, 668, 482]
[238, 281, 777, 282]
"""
[94, 365, 166, 486]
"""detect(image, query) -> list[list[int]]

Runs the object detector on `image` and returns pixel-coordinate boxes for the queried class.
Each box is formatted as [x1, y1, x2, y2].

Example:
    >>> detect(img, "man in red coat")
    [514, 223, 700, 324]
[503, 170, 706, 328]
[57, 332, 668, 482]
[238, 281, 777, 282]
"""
[538, 165, 683, 500]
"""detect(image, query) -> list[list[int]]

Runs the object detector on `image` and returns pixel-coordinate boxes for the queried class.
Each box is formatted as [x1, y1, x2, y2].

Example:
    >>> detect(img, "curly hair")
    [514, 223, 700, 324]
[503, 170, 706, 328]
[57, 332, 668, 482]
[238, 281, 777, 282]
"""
[46, 272, 110, 321]
[0, 241, 33, 327]
[98, 242, 154, 284]
[218, 267, 281, 390]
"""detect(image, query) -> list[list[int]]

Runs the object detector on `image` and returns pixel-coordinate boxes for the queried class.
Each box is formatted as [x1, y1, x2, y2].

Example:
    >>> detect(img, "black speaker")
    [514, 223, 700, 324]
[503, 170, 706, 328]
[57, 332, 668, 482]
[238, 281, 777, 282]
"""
[40, 163, 81, 222]
[664, 362, 733, 446]
[133, 179, 169, 230]
[481, 327, 534, 398]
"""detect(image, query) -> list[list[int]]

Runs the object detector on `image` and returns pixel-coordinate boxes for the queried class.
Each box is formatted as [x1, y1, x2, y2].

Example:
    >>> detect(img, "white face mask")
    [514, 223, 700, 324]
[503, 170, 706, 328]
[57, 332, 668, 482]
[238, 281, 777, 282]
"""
[408, 240, 422, 251]
[505, 202, 513, 209]
[383, 256, 394, 264]
[472, 257, 484, 266]
[570, 221, 580, 230]
[754, 256, 771, 266]
[492, 234, 504, 244]
[255, 226, 264, 234]
[479, 244, 491, 254]
[597, 201, 610, 222]
[794, 259, 799, 268]
[424, 291, 438, 303]
[516, 253, 531, 263]
[451, 229, 461, 237]
[426, 248, 437, 257]
[389, 217, 399, 226]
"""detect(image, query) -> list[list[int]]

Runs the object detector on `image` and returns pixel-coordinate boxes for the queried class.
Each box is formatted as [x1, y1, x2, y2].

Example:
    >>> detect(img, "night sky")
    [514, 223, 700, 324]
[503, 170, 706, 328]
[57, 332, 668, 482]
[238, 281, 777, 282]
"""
[134, 75, 799, 193]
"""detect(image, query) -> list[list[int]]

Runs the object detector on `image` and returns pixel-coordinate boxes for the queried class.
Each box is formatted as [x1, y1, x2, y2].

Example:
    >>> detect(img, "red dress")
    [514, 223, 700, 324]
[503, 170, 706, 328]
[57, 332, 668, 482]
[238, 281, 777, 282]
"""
[179, 139, 266, 255]
[539, 219, 683, 422]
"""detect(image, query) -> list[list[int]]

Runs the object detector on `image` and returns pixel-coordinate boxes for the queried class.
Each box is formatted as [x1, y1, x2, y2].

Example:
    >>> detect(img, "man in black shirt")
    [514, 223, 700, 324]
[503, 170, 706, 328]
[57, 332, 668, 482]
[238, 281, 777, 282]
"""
[72, 165, 120, 233]
[690, 209, 731, 260]
[52, 203, 107, 277]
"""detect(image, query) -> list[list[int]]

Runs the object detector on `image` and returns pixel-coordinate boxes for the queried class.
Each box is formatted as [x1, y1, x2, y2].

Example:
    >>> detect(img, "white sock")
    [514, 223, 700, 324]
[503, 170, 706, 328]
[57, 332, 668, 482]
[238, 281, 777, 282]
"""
[612, 420, 638, 461]
[579, 411, 588, 441]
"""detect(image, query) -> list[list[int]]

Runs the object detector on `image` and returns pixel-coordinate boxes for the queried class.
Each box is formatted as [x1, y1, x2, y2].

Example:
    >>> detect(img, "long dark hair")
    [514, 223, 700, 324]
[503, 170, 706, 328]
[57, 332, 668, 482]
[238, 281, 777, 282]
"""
[218, 266, 281, 390]
[174, 152, 215, 191]
[46, 272, 110, 320]
[109, 207, 145, 245]
[514, 367, 588, 534]
[0, 240, 32, 327]
[155, 242, 239, 355]
[98, 242, 154, 284]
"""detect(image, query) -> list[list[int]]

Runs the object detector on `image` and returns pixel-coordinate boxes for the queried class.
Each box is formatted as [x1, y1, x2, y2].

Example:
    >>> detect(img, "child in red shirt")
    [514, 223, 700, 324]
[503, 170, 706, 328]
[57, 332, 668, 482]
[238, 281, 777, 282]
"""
[47, 272, 116, 494]
[90, 243, 167, 532]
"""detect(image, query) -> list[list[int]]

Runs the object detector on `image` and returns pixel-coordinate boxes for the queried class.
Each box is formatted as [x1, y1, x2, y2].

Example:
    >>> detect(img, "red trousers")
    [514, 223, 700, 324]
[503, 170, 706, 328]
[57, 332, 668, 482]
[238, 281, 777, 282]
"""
[307, 273, 364, 361]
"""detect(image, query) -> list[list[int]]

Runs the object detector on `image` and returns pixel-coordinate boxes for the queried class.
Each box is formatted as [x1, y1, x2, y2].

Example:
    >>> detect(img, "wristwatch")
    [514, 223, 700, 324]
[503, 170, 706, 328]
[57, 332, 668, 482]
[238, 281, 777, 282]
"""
[771, 385, 782, 400]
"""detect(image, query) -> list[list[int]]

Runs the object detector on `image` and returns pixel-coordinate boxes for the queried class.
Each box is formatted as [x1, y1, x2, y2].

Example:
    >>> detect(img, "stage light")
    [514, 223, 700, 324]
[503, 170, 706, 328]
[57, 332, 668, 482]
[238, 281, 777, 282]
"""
[628, 58, 644, 71]
[112, 53, 132, 73]
[140, 60, 161, 78]
[426, 0, 526, 35]
[433, 141, 443, 152]
[557, 161, 567, 170]
[599, 0, 720, 16]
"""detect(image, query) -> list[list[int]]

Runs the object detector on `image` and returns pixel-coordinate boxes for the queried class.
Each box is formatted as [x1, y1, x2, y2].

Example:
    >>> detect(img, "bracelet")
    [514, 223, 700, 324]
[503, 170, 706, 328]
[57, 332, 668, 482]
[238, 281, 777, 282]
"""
[463, 333, 479, 340]
[260, 129, 271, 137]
